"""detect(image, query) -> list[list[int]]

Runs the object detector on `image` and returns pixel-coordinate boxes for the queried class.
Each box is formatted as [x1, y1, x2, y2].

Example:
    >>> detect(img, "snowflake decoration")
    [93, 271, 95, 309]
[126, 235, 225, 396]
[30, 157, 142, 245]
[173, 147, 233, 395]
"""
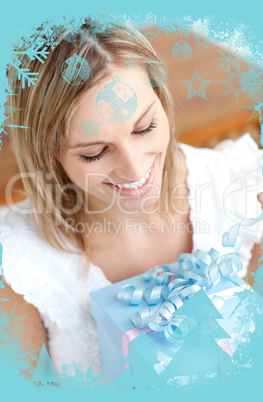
[40, 24, 60, 50]
[8, 55, 39, 89]
[192, 18, 210, 40]
[239, 69, 263, 96]
[144, 12, 157, 25]
[15, 44, 49, 64]
[62, 25, 93, 48]
[158, 17, 193, 37]
[4, 85, 17, 98]
[1, 101, 30, 141]
[216, 47, 239, 73]
[217, 63, 243, 104]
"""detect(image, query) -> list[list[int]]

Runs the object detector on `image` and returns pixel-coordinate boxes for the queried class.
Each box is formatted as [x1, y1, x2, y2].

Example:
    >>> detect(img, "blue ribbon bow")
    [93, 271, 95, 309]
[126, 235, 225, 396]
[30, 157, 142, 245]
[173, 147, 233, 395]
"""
[118, 211, 263, 341]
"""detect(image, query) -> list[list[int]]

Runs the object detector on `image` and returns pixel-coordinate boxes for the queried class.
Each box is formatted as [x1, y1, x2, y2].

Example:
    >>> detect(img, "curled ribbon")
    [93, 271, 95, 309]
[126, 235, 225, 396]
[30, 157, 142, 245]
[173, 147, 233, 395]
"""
[118, 211, 263, 341]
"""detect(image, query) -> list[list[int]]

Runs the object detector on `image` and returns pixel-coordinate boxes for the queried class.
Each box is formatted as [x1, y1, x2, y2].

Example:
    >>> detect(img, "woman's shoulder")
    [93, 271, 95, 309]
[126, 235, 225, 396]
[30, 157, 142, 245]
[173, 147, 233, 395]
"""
[179, 133, 263, 204]
[179, 132, 262, 177]
[212, 132, 261, 156]
[1, 197, 76, 253]
[0, 197, 109, 290]
[1, 198, 39, 236]
[0, 198, 57, 265]
[179, 132, 263, 218]
[0, 197, 83, 287]
[0, 198, 110, 365]
[179, 133, 263, 278]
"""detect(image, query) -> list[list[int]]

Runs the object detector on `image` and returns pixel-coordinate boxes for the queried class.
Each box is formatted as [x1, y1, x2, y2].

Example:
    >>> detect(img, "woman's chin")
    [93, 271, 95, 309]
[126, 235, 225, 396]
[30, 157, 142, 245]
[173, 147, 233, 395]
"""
[121, 196, 161, 213]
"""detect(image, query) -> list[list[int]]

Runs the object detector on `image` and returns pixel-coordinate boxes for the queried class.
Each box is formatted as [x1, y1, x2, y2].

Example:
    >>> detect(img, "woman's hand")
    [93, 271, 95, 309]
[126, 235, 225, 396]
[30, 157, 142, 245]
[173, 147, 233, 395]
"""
[257, 193, 263, 209]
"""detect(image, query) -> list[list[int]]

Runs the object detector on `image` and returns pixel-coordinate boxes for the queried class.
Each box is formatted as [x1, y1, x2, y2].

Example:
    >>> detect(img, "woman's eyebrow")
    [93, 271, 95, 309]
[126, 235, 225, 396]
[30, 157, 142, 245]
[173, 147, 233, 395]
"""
[66, 100, 156, 150]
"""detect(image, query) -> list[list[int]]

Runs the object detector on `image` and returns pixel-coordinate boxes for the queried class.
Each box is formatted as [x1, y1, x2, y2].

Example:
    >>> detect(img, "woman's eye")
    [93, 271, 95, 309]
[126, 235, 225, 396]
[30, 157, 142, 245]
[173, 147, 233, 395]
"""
[78, 148, 107, 163]
[79, 119, 157, 163]
[133, 120, 157, 135]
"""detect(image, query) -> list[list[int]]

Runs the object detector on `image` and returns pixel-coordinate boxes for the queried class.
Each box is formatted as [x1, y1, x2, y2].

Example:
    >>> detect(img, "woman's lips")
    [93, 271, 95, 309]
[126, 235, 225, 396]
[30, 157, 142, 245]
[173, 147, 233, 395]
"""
[104, 159, 155, 198]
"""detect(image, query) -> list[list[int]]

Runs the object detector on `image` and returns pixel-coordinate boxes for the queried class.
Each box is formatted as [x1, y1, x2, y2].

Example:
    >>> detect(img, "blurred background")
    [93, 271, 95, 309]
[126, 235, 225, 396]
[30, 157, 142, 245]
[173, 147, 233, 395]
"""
[0, 23, 262, 281]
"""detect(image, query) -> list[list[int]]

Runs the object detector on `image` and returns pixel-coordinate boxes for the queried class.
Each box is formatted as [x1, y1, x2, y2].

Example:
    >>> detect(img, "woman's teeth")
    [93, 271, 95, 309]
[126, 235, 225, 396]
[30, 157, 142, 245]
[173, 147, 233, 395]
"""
[113, 168, 151, 189]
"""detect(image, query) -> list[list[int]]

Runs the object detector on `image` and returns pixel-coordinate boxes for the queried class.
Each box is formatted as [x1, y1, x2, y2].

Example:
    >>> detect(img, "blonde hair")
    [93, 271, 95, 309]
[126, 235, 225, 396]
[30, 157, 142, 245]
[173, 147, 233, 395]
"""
[7, 17, 181, 279]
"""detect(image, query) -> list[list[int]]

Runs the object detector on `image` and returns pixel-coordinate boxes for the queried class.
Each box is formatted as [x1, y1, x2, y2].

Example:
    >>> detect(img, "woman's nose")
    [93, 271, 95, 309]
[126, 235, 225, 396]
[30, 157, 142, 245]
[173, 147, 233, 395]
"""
[113, 147, 148, 182]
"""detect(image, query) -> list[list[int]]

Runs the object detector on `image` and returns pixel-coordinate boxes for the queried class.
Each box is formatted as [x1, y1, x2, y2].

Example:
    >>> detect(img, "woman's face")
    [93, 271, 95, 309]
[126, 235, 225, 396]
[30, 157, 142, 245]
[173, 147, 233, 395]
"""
[59, 66, 170, 215]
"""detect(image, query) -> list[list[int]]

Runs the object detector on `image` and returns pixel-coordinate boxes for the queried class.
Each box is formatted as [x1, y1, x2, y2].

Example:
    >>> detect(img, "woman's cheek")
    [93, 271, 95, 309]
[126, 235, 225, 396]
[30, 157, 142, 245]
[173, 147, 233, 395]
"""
[72, 164, 107, 193]
[63, 160, 89, 189]
[157, 127, 170, 151]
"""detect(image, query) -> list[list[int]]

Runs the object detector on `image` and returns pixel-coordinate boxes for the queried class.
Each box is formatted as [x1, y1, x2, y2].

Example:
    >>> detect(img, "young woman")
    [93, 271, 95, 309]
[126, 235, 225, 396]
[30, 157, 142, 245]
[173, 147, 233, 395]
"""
[1, 17, 263, 377]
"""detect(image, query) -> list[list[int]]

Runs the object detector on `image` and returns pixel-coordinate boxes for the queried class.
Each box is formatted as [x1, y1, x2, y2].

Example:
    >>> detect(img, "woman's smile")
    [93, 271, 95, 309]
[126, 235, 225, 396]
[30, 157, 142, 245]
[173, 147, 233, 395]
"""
[103, 157, 156, 199]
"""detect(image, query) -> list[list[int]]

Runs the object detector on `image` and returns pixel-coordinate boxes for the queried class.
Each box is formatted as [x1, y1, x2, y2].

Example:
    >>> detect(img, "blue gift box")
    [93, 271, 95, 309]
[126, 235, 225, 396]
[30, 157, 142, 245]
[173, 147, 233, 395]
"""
[90, 212, 263, 387]
[90, 272, 258, 384]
